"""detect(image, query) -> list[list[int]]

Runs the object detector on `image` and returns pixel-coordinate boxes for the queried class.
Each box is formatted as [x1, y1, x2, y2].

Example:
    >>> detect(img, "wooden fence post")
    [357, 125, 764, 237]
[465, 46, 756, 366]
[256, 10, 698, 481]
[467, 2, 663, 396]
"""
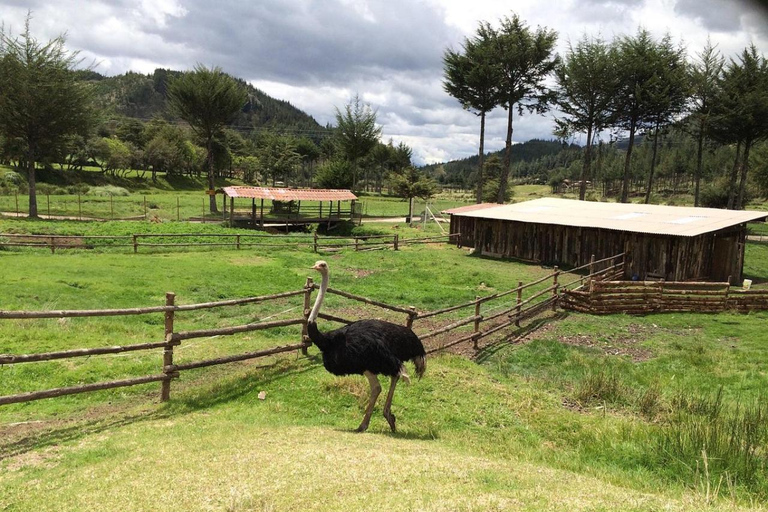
[236, 235, 241, 250]
[552, 266, 559, 311]
[515, 281, 523, 327]
[161, 292, 176, 401]
[302, 278, 313, 355]
[49, 236, 55, 254]
[143, 196, 147, 220]
[406, 306, 417, 329]
[78, 193, 82, 221]
[589, 254, 596, 294]
[355, 237, 359, 251]
[394, 234, 399, 251]
[724, 275, 732, 311]
[473, 296, 481, 349]
[133, 234, 138, 254]
[313, 232, 318, 253]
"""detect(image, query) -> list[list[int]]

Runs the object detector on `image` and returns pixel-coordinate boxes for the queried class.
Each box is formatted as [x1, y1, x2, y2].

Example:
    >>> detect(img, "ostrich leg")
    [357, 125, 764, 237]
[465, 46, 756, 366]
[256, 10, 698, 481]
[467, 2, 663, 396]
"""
[356, 371, 381, 433]
[382, 375, 400, 432]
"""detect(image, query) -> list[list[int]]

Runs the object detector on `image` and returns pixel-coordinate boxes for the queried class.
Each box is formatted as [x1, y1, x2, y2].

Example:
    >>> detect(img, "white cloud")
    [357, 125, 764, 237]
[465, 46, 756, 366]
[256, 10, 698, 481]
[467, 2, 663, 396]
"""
[1, 0, 766, 165]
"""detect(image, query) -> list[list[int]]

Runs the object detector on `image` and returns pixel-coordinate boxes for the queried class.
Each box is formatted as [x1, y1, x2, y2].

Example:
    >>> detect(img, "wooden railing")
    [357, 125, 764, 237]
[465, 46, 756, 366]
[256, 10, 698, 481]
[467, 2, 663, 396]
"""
[0, 232, 459, 254]
[0, 257, 570, 408]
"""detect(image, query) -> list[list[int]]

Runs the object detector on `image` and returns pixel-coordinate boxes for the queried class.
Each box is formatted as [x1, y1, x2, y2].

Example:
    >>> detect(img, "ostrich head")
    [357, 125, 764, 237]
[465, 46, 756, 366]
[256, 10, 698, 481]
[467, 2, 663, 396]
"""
[311, 260, 328, 275]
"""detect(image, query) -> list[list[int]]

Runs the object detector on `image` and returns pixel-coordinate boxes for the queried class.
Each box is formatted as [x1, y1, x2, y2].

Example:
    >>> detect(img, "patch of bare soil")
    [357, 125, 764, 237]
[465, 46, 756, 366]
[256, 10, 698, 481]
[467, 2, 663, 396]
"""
[556, 323, 656, 362]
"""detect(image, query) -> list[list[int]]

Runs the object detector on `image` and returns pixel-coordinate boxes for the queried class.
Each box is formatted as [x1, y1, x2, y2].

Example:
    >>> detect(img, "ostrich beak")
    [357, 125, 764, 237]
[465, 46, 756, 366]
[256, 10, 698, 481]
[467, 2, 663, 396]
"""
[311, 264, 321, 271]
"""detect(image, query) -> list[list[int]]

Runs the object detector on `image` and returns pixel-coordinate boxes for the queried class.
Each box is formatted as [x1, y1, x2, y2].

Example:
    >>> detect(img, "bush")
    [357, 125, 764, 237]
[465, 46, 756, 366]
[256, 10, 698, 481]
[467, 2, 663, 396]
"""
[699, 178, 755, 209]
[86, 185, 130, 197]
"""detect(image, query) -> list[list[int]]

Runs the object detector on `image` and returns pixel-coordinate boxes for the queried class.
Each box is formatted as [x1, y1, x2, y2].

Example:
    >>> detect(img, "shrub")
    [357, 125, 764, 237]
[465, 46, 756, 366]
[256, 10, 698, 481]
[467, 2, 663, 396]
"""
[87, 185, 130, 197]
[574, 369, 630, 406]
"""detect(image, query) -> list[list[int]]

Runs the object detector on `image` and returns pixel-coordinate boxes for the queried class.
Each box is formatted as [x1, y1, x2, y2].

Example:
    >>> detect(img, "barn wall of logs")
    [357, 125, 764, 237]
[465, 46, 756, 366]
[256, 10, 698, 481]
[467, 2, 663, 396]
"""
[449, 215, 747, 284]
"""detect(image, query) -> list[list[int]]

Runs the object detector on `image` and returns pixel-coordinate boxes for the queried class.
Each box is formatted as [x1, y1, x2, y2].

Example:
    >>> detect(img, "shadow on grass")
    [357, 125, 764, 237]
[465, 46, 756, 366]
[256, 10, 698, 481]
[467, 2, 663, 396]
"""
[474, 312, 568, 364]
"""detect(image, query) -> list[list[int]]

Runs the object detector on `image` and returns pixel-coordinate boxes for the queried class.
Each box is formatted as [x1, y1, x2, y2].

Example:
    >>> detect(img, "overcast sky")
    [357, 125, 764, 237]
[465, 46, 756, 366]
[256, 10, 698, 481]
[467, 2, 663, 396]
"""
[1, 0, 767, 165]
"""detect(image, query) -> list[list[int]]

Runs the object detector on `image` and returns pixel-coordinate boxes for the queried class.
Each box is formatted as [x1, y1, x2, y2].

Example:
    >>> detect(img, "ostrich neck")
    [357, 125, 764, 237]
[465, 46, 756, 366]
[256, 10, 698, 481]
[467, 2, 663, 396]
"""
[308, 271, 328, 323]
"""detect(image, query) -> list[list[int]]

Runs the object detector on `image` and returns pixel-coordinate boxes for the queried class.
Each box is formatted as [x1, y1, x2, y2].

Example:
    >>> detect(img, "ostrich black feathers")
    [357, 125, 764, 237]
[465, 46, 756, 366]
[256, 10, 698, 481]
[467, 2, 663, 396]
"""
[307, 319, 426, 378]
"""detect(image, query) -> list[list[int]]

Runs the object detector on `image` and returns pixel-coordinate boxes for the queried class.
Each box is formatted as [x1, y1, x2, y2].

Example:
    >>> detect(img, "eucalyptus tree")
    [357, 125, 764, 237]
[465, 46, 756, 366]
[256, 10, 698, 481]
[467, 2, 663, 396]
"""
[553, 35, 616, 200]
[167, 64, 247, 213]
[334, 94, 382, 190]
[0, 18, 94, 217]
[642, 35, 689, 204]
[481, 14, 558, 203]
[611, 28, 675, 203]
[443, 28, 502, 203]
[688, 40, 724, 206]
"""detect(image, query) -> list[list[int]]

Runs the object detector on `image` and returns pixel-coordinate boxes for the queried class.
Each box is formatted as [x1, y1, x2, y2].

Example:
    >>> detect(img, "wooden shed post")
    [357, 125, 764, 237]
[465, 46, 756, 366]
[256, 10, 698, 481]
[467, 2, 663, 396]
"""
[161, 292, 176, 401]
[260, 199, 265, 227]
[302, 278, 313, 355]
[251, 199, 256, 226]
[229, 197, 235, 227]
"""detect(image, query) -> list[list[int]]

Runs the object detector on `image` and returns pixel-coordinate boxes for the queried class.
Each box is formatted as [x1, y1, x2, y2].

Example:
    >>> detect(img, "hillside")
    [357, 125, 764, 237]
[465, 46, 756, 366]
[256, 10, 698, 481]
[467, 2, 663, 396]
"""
[81, 68, 325, 133]
[422, 139, 576, 185]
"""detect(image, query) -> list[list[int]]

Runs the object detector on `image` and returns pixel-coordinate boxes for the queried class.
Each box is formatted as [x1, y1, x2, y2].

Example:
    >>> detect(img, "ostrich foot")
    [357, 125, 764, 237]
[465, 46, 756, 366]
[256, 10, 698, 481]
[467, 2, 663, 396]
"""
[384, 411, 397, 432]
[355, 421, 370, 433]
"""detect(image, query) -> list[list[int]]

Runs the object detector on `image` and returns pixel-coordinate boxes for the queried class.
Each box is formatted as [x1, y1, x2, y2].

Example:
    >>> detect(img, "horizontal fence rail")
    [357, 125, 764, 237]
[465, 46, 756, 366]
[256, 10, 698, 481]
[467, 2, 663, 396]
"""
[0, 232, 459, 254]
[0, 254, 585, 408]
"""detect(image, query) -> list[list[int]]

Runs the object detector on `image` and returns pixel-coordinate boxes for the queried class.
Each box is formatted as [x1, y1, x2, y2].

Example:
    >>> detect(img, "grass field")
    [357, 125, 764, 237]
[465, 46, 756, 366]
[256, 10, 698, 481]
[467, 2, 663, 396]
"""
[1, 218, 768, 510]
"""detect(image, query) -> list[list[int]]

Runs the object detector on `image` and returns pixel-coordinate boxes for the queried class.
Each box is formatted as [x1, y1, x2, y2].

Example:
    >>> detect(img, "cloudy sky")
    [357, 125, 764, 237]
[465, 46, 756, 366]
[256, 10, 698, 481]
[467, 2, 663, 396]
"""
[1, 0, 767, 164]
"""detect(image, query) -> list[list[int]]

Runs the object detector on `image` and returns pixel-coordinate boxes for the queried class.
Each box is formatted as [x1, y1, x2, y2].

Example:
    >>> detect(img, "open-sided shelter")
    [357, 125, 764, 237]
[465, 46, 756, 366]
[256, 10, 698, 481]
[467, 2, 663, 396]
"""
[218, 187, 359, 227]
[446, 198, 767, 284]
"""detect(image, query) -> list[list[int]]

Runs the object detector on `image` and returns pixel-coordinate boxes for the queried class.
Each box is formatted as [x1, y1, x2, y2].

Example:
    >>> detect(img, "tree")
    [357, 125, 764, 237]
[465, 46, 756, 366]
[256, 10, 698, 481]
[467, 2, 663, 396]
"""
[334, 94, 382, 190]
[709, 45, 768, 209]
[641, 35, 688, 204]
[167, 64, 246, 213]
[482, 14, 558, 203]
[443, 28, 502, 203]
[390, 166, 437, 223]
[553, 35, 616, 200]
[611, 29, 663, 202]
[688, 39, 724, 206]
[0, 17, 94, 217]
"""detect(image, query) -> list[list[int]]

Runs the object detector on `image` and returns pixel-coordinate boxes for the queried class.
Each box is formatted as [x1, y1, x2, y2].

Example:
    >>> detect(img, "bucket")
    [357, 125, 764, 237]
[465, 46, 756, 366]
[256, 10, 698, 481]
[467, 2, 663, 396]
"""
[743, 279, 753, 290]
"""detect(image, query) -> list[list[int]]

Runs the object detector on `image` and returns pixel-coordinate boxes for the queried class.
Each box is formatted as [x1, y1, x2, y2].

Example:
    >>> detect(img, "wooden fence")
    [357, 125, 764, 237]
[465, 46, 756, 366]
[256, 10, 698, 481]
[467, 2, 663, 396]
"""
[0, 255, 594, 408]
[561, 279, 768, 314]
[0, 232, 459, 254]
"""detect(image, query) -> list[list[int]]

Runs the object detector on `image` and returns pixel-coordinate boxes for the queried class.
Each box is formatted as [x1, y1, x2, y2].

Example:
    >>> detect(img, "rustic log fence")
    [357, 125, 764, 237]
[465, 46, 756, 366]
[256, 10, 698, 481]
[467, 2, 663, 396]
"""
[561, 279, 768, 315]
[0, 257, 587, 408]
[0, 232, 459, 254]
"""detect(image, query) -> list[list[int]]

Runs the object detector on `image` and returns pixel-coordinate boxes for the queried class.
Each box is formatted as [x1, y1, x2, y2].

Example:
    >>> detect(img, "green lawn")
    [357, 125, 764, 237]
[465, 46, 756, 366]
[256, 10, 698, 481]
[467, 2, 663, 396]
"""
[1, 212, 768, 510]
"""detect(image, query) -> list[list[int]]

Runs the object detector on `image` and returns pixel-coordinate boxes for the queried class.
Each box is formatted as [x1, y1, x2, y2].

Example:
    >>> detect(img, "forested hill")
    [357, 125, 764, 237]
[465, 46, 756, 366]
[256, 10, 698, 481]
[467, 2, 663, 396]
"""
[422, 139, 574, 185]
[78, 69, 325, 132]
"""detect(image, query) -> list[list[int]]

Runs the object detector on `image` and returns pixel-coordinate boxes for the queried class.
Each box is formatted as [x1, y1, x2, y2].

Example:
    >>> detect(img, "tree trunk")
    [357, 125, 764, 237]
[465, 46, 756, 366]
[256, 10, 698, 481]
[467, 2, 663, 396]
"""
[579, 124, 593, 201]
[498, 107, 514, 204]
[644, 121, 661, 204]
[736, 139, 752, 210]
[407, 196, 414, 224]
[207, 137, 219, 213]
[620, 118, 637, 203]
[727, 141, 742, 210]
[694, 121, 705, 207]
[27, 151, 38, 218]
[476, 112, 486, 204]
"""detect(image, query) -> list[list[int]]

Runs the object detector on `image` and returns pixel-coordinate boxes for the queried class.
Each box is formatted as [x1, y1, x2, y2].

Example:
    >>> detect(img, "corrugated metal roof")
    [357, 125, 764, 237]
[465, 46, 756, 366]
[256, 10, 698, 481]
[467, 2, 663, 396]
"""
[442, 203, 500, 215]
[450, 197, 768, 237]
[221, 187, 358, 201]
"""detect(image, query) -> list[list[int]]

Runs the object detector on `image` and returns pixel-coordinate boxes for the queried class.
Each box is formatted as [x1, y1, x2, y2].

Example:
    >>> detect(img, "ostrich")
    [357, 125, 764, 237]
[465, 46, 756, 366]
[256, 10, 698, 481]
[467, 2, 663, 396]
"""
[307, 260, 426, 433]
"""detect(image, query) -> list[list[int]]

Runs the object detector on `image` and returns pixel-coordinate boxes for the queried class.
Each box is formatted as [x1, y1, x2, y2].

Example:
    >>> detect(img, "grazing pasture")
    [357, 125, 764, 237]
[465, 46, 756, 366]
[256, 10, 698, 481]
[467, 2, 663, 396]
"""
[1, 220, 767, 511]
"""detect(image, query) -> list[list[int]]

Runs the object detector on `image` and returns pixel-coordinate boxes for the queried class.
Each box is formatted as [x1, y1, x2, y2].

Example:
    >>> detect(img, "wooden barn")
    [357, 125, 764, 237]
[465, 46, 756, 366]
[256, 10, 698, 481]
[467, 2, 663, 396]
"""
[447, 198, 768, 284]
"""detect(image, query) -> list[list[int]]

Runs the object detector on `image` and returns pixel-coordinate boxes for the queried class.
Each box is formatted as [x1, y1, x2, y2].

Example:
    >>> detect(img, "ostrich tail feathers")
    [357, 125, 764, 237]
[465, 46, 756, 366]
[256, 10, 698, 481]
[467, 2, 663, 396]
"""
[412, 355, 426, 380]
